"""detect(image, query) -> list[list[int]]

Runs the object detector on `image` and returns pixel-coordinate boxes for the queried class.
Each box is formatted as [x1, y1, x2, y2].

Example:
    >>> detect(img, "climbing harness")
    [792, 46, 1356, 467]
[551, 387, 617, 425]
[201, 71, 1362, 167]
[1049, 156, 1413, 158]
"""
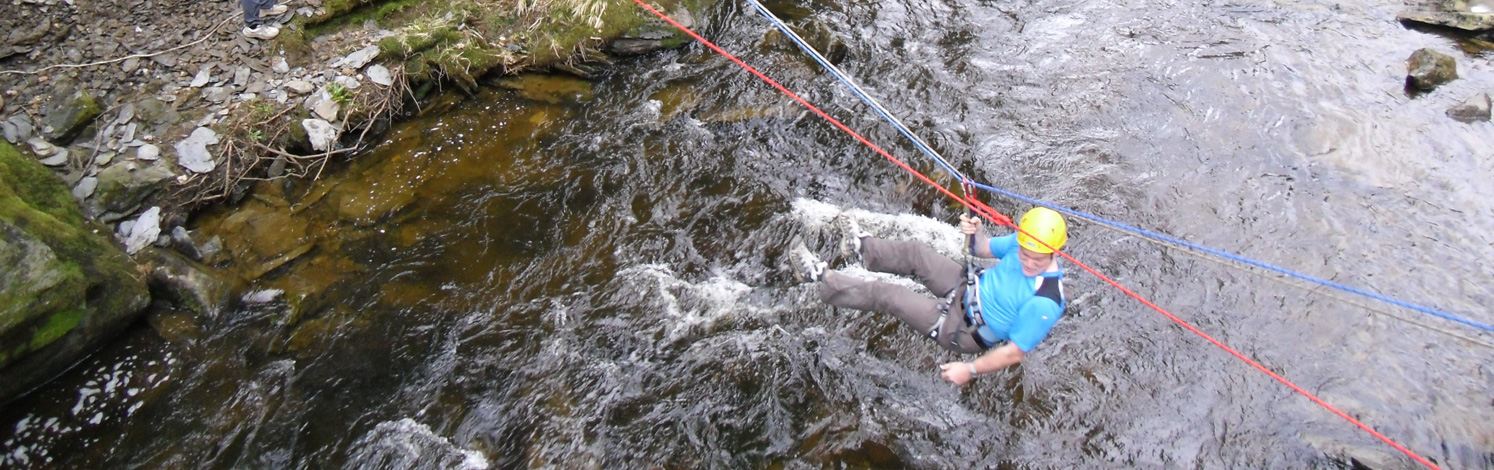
[622, 0, 1448, 467]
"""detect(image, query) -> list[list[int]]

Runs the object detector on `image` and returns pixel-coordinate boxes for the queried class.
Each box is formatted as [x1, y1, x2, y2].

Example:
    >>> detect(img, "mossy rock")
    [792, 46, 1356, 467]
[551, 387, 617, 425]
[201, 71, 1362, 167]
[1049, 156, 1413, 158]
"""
[42, 90, 102, 145]
[0, 140, 150, 404]
[88, 161, 175, 217]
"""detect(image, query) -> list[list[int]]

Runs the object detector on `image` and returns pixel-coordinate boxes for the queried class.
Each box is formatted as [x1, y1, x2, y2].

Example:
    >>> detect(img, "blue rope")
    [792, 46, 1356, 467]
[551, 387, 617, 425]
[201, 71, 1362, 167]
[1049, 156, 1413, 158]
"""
[741, 0, 966, 181]
[969, 181, 1494, 333]
[742, 0, 1494, 334]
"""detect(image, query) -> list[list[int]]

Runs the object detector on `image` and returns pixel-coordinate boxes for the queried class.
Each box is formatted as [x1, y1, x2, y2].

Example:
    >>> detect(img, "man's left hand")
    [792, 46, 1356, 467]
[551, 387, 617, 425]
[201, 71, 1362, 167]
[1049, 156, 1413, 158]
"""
[939, 362, 973, 386]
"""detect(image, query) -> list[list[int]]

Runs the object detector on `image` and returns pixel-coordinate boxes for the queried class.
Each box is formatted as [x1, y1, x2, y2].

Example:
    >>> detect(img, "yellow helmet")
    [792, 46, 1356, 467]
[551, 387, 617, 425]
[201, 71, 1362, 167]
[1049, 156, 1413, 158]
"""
[1016, 207, 1067, 254]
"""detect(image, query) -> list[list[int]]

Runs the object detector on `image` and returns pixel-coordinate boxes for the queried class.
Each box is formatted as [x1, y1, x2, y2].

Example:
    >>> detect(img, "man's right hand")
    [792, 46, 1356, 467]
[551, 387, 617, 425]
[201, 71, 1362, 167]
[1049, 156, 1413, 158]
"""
[959, 214, 982, 235]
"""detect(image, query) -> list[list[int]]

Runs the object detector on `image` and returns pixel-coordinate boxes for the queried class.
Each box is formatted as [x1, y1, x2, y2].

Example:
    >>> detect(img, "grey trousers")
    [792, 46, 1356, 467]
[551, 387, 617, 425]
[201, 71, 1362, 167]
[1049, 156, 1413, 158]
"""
[242, 0, 277, 27]
[821, 237, 987, 354]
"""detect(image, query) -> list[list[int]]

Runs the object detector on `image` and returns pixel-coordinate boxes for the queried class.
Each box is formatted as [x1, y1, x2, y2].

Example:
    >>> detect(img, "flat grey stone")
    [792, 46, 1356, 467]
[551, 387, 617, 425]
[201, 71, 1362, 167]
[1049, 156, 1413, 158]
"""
[1, 121, 16, 143]
[137, 143, 160, 160]
[284, 79, 315, 94]
[334, 75, 360, 90]
[233, 66, 251, 87]
[120, 122, 137, 143]
[6, 115, 34, 142]
[335, 45, 380, 69]
[366, 64, 393, 86]
[94, 151, 116, 166]
[72, 176, 98, 200]
[26, 137, 57, 156]
[302, 118, 338, 151]
[313, 98, 340, 121]
[124, 206, 162, 255]
[114, 102, 136, 125]
[190, 66, 213, 87]
[39, 148, 69, 166]
[205, 86, 231, 103]
[174, 127, 220, 173]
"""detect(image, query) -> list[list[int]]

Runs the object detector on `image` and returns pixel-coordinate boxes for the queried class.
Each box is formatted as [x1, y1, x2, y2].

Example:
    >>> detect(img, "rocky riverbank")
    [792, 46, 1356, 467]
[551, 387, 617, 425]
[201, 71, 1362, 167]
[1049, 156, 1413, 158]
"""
[0, 0, 705, 403]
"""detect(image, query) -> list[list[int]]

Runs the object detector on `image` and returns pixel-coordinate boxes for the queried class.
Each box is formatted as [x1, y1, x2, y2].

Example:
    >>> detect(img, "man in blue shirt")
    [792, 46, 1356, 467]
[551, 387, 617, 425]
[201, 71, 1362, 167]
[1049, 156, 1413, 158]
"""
[792, 208, 1068, 386]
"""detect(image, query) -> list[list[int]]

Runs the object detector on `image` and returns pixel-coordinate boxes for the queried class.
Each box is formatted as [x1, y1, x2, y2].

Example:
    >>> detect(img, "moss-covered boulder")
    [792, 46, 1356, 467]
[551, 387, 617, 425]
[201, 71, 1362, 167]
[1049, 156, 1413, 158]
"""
[0, 140, 150, 404]
[41, 89, 102, 145]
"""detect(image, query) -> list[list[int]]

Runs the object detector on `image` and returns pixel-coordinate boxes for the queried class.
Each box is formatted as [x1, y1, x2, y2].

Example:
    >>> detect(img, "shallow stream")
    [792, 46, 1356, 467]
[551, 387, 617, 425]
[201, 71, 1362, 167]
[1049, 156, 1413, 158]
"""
[3, 0, 1493, 467]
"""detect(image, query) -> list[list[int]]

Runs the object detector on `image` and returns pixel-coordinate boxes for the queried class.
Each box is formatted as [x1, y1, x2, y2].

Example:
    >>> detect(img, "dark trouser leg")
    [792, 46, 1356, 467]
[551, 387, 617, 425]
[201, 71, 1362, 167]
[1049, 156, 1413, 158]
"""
[242, 0, 274, 27]
[821, 271, 985, 354]
[860, 237, 964, 297]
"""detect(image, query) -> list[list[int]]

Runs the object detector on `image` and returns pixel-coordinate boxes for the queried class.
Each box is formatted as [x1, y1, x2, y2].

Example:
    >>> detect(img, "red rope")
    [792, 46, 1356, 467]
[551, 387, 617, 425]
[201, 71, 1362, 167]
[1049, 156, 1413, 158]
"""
[626, 1, 1440, 468]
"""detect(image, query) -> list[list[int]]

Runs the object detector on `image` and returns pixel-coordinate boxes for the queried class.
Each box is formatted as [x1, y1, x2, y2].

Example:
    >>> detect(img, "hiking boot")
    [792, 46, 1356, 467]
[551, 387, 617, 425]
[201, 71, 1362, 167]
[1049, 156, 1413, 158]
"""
[790, 242, 826, 283]
[838, 216, 870, 264]
[242, 25, 280, 40]
[262, 4, 289, 15]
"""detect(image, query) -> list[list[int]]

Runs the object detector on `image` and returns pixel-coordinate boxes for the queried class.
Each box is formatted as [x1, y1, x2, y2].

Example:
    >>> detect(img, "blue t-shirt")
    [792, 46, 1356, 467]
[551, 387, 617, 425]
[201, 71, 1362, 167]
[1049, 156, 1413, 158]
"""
[974, 234, 1065, 352]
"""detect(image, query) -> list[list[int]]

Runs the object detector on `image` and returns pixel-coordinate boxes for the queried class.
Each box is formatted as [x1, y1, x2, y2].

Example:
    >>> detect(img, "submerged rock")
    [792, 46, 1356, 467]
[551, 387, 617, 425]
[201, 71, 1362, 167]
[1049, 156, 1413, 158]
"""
[764, 20, 850, 65]
[608, 6, 696, 56]
[1447, 92, 1491, 122]
[241, 289, 284, 304]
[1406, 48, 1458, 90]
[490, 74, 595, 104]
[142, 248, 242, 317]
[0, 141, 150, 404]
[212, 200, 313, 269]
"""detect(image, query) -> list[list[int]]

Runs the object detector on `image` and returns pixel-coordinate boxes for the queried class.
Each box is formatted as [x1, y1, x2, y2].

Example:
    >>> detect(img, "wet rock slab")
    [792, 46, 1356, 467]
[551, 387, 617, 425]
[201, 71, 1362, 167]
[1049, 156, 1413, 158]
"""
[1398, 0, 1494, 31]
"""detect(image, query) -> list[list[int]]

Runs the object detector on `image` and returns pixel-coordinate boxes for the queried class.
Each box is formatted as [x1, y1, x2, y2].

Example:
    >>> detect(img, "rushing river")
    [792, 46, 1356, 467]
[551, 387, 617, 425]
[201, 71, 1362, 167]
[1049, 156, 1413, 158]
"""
[4, 0, 1493, 467]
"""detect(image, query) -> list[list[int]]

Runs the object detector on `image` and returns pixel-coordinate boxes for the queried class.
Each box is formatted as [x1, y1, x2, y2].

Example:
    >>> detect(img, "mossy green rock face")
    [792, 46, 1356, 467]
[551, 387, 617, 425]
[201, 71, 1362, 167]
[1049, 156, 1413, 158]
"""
[0, 140, 149, 403]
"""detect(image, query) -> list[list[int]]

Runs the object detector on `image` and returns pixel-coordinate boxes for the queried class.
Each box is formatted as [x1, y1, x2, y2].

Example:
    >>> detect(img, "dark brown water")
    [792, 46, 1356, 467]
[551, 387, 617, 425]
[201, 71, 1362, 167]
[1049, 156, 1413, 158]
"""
[4, 0, 1493, 467]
